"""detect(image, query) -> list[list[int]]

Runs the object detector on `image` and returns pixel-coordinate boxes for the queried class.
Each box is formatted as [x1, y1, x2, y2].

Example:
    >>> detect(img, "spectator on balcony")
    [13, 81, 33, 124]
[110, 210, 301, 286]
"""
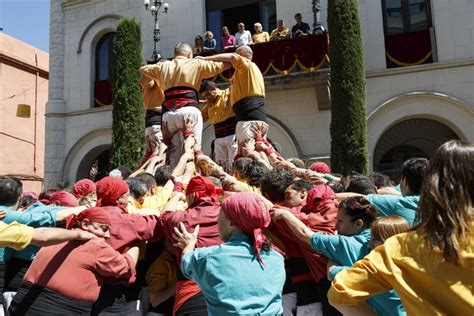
[192, 35, 204, 56]
[199, 80, 237, 169]
[221, 26, 236, 49]
[203, 31, 217, 52]
[235, 23, 253, 46]
[270, 19, 290, 41]
[252, 22, 270, 44]
[292, 13, 311, 38]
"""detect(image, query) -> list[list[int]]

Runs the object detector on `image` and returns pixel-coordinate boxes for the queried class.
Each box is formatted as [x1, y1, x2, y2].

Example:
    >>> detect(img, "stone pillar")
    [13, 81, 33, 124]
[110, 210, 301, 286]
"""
[44, 0, 67, 188]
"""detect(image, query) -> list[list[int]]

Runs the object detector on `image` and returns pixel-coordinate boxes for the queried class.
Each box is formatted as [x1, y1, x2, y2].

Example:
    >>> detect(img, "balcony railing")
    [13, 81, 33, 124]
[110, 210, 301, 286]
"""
[202, 34, 330, 81]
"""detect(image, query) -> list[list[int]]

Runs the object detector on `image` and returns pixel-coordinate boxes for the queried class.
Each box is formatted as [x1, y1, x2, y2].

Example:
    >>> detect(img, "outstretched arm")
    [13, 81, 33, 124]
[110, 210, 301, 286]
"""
[270, 207, 314, 246]
[198, 53, 238, 64]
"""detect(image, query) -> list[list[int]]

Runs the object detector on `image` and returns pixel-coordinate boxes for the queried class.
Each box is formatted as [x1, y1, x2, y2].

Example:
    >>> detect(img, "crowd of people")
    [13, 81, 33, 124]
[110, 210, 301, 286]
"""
[0, 27, 473, 316]
[192, 13, 311, 55]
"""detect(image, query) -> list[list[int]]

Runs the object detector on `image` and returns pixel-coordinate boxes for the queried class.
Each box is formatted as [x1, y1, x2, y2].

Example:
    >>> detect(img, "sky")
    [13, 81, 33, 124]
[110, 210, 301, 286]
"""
[0, 0, 50, 52]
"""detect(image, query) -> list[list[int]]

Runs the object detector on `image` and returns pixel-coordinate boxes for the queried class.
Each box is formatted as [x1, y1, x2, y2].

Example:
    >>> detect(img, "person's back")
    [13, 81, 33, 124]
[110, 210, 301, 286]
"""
[183, 233, 284, 315]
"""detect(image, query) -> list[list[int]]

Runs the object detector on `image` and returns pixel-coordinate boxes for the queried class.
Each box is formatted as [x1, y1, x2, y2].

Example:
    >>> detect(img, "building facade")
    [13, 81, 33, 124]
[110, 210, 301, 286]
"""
[45, 0, 473, 187]
[0, 32, 49, 192]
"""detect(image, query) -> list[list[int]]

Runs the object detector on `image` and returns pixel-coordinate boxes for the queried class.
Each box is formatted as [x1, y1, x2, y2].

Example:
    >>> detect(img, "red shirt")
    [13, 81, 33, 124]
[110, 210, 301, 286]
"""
[24, 237, 135, 302]
[159, 197, 223, 314]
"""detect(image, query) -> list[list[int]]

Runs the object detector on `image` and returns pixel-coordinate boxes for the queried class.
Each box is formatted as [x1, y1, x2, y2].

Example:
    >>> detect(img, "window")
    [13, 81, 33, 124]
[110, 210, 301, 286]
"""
[205, 0, 276, 48]
[94, 33, 115, 107]
[382, 0, 434, 68]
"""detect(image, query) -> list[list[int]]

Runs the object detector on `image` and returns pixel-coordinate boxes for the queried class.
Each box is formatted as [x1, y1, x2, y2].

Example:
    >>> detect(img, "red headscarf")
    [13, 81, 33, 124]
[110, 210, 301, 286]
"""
[309, 162, 331, 174]
[185, 176, 221, 205]
[66, 207, 111, 229]
[48, 191, 79, 207]
[95, 176, 129, 208]
[222, 192, 272, 267]
[306, 184, 336, 211]
[72, 179, 96, 199]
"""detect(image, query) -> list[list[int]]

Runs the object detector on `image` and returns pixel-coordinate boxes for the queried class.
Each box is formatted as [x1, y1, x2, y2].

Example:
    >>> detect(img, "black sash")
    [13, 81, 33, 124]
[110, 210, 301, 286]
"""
[233, 96, 267, 122]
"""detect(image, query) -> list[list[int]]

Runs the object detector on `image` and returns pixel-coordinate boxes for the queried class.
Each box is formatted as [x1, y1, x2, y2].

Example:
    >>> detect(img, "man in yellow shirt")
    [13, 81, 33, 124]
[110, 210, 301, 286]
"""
[198, 45, 268, 156]
[140, 42, 226, 166]
[270, 20, 290, 41]
[199, 80, 237, 169]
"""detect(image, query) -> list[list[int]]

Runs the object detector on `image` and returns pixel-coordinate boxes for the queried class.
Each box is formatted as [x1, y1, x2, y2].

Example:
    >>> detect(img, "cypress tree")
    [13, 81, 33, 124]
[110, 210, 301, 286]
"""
[328, 0, 368, 175]
[110, 18, 145, 169]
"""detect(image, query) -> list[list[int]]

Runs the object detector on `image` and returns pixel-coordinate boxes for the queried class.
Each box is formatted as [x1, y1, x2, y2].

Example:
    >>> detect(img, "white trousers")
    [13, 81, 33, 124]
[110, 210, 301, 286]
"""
[2, 291, 16, 316]
[214, 134, 238, 170]
[162, 107, 203, 166]
[235, 120, 269, 144]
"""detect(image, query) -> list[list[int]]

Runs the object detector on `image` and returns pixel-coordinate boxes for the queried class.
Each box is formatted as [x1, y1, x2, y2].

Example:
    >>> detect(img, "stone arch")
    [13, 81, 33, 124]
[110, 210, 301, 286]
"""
[200, 115, 301, 158]
[367, 91, 473, 173]
[62, 128, 112, 186]
[76, 14, 122, 54]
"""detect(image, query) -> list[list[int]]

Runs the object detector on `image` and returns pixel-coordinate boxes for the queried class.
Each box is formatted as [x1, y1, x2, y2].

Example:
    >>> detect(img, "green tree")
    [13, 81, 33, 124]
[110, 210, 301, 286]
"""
[328, 0, 368, 175]
[110, 18, 145, 169]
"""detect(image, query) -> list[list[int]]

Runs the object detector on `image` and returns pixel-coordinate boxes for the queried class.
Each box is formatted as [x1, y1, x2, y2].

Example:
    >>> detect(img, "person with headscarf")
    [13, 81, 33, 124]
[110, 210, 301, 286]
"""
[47, 191, 79, 207]
[159, 175, 223, 316]
[309, 162, 331, 174]
[174, 192, 285, 315]
[72, 179, 97, 206]
[270, 184, 341, 316]
[90, 176, 162, 315]
[9, 207, 139, 315]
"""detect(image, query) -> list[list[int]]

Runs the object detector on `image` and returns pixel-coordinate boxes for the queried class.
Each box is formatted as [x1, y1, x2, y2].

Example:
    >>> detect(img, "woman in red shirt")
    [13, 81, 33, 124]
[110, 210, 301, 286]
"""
[9, 207, 139, 315]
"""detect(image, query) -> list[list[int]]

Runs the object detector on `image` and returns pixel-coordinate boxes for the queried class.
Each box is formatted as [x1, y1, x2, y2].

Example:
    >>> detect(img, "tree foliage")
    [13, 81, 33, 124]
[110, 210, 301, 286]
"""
[328, 0, 368, 175]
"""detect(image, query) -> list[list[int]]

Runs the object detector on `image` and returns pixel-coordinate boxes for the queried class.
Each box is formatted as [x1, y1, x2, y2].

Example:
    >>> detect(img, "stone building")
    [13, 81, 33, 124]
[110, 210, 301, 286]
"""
[45, 0, 474, 187]
[0, 32, 49, 192]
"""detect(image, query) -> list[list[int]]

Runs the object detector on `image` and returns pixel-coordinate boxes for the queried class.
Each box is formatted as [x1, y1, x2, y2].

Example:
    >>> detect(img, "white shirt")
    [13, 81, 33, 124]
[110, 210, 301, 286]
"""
[235, 30, 253, 46]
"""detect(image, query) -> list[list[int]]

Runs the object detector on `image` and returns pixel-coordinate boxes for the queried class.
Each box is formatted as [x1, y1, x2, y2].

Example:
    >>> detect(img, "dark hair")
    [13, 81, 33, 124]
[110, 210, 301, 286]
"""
[288, 158, 305, 169]
[0, 177, 23, 206]
[19, 193, 38, 209]
[260, 169, 294, 203]
[117, 166, 133, 180]
[291, 179, 313, 192]
[416, 140, 474, 266]
[154, 165, 173, 186]
[136, 173, 157, 191]
[295, 13, 302, 18]
[339, 196, 378, 227]
[346, 175, 376, 195]
[199, 80, 217, 94]
[38, 188, 61, 201]
[245, 161, 270, 187]
[327, 180, 345, 193]
[126, 177, 148, 199]
[401, 157, 428, 195]
[370, 172, 395, 189]
[234, 157, 253, 175]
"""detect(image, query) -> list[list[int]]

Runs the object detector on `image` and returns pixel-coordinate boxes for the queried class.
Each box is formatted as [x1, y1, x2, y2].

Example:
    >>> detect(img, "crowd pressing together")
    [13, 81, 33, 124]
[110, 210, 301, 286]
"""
[192, 13, 311, 55]
[0, 24, 473, 316]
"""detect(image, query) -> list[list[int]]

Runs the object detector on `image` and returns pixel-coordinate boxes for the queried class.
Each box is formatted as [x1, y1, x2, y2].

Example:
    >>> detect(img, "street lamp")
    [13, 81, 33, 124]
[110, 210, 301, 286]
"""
[144, 0, 169, 64]
[312, 0, 326, 35]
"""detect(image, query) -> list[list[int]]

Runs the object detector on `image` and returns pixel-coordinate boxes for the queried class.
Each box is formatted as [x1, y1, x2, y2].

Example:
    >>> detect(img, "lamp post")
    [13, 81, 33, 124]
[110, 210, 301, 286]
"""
[312, 0, 326, 35]
[144, 0, 169, 64]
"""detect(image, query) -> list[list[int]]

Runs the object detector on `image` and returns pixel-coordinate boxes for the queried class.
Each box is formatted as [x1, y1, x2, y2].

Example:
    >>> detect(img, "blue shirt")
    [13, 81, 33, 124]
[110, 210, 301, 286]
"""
[366, 194, 419, 225]
[311, 230, 406, 316]
[0, 202, 61, 262]
[181, 233, 285, 316]
[203, 39, 216, 51]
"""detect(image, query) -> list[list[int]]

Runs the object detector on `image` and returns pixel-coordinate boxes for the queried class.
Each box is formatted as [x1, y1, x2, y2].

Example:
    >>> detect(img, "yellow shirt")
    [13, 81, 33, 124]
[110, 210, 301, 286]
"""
[252, 32, 270, 44]
[142, 56, 224, 92]
[146, 248, 177, 302]
[0, 221, 34, 250]
[141, 186, 174, 212]
[230, 55, 265, 105]
[328, 228, 474, 315]
[270, 27, 290, 40]
[201, 88, 235, 125]
[141, 79, 164, 111]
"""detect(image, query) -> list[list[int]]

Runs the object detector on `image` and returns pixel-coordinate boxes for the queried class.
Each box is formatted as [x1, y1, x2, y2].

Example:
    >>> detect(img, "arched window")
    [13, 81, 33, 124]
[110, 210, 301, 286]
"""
[94, 33, 115, 107]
